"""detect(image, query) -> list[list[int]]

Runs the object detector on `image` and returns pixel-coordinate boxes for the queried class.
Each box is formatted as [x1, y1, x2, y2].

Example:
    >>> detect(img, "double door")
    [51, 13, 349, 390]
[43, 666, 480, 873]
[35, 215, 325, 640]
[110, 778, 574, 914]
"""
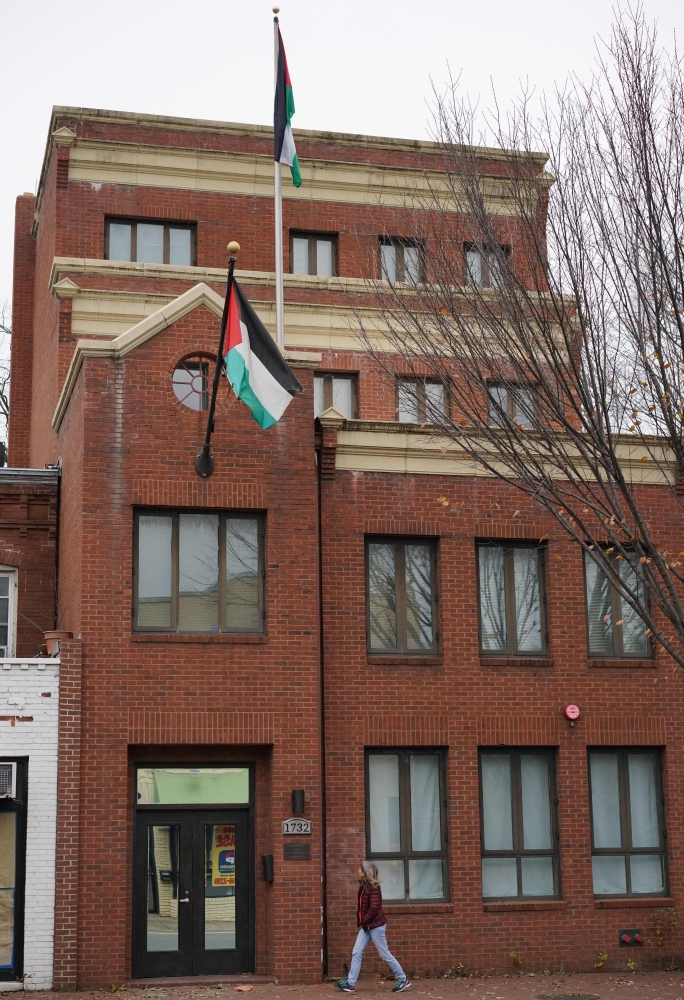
[133, 809, 252, 978]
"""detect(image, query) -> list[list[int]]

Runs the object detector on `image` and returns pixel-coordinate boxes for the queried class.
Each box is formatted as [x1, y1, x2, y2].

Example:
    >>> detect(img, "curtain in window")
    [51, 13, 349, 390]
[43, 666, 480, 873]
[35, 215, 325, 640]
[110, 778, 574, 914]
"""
[292, 237, 309, 274]
[109, 222, 132, 262]
[368, 544, 397, 649]
[520, 755, 552, 849]
[481, 754, 513, 849]
[619, 561, 649, 655]
[630, 854, 664, 893]
[137, 223, 164, 264]
[409, 859, 443, 898]
[521, 856, 554, 896]
[368, 755, 400, 853]
[410, 755, 440, 850]
[375, 859, 405, 899]
[316, 240, 333, 276]
[405, 544, 433, 649]
[628, 754, 659, 847]
[397, 381, 419, 422]
[513, 549, 542, 651]
[380, 244, 397, 282]
[590, 753, 622, 847]
[585, 555, 614, 653]
[178, 514, 219, 631]
[592, 855, 627, 894]
[424, 382, 445, 424]
[479, 546, 507, 650]
[313, 377, 325, 417]
[482, 857, 517, 897]
[466, 249, 483, 285]
[332, 378, 353, 419]
[488, 386, 508, 428]
[404, 246, 421, 283]
[138, 515, 173, 628]
[169, 228, 191, 266]
[225, 518, 260, 631]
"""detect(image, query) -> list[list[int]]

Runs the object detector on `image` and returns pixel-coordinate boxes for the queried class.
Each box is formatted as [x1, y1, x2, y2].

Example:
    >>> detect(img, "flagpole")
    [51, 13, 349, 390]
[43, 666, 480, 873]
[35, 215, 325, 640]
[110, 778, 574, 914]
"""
[194, 241, 240, 480]
[273, 8, 285, 350]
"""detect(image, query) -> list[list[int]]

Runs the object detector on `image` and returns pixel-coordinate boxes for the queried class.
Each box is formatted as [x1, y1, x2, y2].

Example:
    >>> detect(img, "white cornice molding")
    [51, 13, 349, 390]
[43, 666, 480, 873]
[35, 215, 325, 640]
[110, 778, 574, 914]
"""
[53, 277, 80, 298]
[51, 126, 77, 147]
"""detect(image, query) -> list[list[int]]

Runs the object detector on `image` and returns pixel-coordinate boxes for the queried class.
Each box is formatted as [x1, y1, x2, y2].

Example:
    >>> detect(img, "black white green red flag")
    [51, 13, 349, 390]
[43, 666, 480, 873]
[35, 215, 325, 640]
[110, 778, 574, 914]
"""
[274, 28, 302, 188]
[224, 280, 303, 429]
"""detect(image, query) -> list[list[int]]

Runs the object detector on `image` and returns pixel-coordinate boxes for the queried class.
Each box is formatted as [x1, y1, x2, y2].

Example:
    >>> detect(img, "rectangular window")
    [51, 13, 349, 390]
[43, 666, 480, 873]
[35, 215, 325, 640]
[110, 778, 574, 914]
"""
[0, 572, 16, 658]
[589, 749, 666, 896]
[488, 385, 536, 429]
[379, 239, 424, 283]
[366, 538, 439, 654]
[0, 760, 26, 981]
[134, 511, 265, 634]
[365, 749, 447, 902]
[479, 749, 559, 900]
[584, 552, 650, 658]
[314, 373, 358, 419]
[290, 233, 338, 276]
[477, 542, 547, 656]
[397, 378, 448, 424]
[465, 244, 509, 288]
[106, 220, 196, 265]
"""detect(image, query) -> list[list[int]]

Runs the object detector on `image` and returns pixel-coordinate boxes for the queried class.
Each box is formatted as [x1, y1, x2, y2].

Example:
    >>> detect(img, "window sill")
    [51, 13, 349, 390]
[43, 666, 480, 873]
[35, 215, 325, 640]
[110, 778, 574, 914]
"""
[594, 896, 674, 909]
[131, 633, 268, 644]
[588, 658, 656, 668]
[384, 902, 453, 914]
[367, 655, 443, 667]
[480, 657, 554, 668]
[483, 900, 566, 912]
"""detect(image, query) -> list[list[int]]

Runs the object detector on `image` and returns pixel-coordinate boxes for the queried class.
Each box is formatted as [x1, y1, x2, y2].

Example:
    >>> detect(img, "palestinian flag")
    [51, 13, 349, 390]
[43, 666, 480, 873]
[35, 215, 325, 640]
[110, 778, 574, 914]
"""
[224, 280, 303, 429]
[274, 28, 302, 187]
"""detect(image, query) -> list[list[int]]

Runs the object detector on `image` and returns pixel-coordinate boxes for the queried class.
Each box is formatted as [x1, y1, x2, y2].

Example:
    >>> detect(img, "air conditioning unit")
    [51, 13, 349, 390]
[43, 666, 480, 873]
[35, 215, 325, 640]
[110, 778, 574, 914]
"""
[0, 763, 17, 799]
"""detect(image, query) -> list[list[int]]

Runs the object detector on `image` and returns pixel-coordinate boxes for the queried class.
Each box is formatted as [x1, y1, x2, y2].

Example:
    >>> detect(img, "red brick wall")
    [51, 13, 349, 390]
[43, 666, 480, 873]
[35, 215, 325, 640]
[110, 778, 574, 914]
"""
[8, 196, 36, 468]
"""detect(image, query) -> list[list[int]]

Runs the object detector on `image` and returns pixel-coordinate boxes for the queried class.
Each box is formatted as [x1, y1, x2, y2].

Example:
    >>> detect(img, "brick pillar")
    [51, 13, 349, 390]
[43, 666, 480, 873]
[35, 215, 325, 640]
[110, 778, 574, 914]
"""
[8, 195, 36, 468]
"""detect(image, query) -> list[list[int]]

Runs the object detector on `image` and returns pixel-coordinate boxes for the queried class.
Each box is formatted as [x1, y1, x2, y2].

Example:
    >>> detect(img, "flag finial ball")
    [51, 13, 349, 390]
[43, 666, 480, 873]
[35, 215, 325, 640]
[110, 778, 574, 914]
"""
[273, 7, 280, 13]
[227, 241, 240, 256]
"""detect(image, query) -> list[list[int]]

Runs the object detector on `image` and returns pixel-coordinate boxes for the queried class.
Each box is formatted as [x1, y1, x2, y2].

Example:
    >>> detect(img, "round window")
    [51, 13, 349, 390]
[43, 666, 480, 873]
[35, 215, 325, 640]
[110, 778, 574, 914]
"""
[172, 355, 214, 411]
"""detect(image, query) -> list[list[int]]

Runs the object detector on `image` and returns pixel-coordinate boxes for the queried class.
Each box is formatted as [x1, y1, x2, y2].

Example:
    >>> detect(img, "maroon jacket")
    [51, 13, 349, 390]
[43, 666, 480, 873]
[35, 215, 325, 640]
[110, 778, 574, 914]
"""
[357, 882, 387, 930]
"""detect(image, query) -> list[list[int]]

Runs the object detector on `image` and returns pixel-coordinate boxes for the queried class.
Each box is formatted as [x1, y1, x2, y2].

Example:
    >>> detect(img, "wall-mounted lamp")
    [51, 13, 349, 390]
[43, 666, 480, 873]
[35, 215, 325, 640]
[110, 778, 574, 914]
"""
[291, 789, 305, 815]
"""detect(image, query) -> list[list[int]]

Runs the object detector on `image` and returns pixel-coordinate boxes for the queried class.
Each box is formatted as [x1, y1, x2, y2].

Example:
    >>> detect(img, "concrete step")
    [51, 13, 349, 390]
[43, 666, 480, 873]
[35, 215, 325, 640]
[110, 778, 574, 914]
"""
[126, 975, 275, 989]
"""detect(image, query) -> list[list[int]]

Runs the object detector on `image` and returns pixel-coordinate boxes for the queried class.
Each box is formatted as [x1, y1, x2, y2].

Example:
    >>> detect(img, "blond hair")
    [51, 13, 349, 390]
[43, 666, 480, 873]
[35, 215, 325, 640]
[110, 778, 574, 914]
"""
[360, 860, 380, 887]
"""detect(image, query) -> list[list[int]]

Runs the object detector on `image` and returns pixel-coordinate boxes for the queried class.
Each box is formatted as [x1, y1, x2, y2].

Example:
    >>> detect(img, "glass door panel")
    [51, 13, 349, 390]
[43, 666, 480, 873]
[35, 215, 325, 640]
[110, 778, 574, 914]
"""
[146, 825, 180, 953]
[204, 824, 236, 950]
[0, 813, 16, 969]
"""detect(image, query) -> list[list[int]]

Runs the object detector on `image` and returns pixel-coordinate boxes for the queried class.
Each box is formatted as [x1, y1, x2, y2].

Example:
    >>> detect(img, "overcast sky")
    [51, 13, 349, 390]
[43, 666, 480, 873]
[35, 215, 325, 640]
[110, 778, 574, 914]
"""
[1, 0, 682, 312]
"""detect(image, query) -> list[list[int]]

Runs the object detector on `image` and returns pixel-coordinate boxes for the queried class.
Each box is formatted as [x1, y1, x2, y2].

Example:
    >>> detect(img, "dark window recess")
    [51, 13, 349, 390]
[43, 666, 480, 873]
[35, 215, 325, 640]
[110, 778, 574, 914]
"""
[589, 748, 667, 897]
[397, 378, 448, 424]
[0, 760, 27, 981]
[314, 373, 358, 420]
[290, 233, 338, 276]
[106, 219, 196, 266]
[366, 538, 439, 655]
[365, 749, 448, 902]
[133, 511, 265, 634]
[172, 355, 213, 412]
[488, 385, 536, 429]
[479, 748, 560, 900]
[379, 239, 424, 283]
[477, 542, 548, 656]
[584, 552, 651, 658]
[465, 244, 510, 288]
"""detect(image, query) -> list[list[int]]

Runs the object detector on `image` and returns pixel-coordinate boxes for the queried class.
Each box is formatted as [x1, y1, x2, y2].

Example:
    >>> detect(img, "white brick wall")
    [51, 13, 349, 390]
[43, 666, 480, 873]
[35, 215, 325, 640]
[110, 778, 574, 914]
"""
[0, 659, 59, 992]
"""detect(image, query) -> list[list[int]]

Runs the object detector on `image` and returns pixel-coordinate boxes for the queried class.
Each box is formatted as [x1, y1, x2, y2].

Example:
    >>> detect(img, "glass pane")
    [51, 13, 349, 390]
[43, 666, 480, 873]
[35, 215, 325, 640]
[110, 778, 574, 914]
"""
[169, 228, 192, 266]
[172, 360, 209, 411]
[592, 854, 626, 895]
[424, 382, 445, 423]
[368, 543, 397, 650]
[313, 375, 325, 417]
[405, 544, 433, 650]
[466, 249, 482, 285]
[590, 753, 622, 847]
[619, 561, 650, 655]
[205, 825, 236, 950]
[628, 754, 659, 847]
[147, 826, 180, 952]
[487, 249, 504, 289]
[375, 859, 405, 900]
[225, 518, 260, 632]
[0, 813, 16, 968]
[292, 237, 309, 274]
[410, 755, 440, 851]
[380, 243, 397, 281]
[481, 754, 513, 850]
[316, 239, 333, 276]
[178, 514, 219, 631]
[332, 377, 353, 419]
[516, 389, 535, 429]
[404, 246, 421, 283]
[630, 854, 664, 894]
[521, 755, 552, 849]
[137, 767, 249, 804]
[397, 380, 419, 423]
[368, 755, 400, 853]
[108, 222, 131, 261]
[482, 857, 517, 897]
[521, 856, 554, 896]
[0, 577, 9, 598]
[137, 223, 164, 263]
[488, 386, 508, 428]
[478, 545, 507, 651]
[409, 859, 444, 899]
[137, 515, 172, 628]
[585, 555, 614, 654]
[514, 548, 543, 652]
[0, 597, 8, 626]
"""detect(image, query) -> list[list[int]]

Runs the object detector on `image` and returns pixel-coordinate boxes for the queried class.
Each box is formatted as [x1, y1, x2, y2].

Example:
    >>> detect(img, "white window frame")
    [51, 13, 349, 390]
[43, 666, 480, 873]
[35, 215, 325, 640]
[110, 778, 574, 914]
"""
[0, 568, 18, 658]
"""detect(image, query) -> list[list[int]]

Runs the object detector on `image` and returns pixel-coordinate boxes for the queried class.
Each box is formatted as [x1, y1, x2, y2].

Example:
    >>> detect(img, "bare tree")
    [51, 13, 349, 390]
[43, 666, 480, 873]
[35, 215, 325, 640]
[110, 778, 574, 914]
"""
[360, 9, 684, 666]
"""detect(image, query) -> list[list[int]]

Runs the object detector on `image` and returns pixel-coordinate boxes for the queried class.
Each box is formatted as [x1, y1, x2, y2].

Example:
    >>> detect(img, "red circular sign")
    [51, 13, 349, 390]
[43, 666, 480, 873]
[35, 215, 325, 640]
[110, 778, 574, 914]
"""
[564, 704, 581, 720]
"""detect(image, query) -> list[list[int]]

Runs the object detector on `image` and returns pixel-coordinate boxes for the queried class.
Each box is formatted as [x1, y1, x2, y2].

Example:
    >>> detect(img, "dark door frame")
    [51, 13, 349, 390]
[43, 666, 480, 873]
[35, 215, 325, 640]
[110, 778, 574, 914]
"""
[0, 758, 27, 983]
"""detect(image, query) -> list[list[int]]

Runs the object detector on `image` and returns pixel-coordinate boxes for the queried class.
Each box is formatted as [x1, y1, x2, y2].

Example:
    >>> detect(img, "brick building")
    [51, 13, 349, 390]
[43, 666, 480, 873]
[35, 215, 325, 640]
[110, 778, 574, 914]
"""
[5, 105, 684, 987]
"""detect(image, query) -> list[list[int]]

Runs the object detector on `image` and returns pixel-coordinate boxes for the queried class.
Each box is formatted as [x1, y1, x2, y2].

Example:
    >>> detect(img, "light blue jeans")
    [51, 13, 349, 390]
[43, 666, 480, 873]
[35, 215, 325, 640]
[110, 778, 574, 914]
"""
[347, 924, 406, 987]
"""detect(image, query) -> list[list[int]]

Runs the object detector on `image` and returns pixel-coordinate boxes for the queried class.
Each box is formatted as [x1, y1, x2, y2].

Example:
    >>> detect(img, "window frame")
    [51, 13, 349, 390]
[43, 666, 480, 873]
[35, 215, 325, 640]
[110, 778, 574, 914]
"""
[172, 354, 214, 412]
[314, 372, 359, 419]
[464, 243, 511, 288]
[289, 231, 339, 276]
[478, 747, 560, 901]
[132, 509, 266, 635]
[0, 758, 27, 981]
[365, 536, 440, 656]
[396, 377, 449, 424]
[378, 238, 425, 283]
[583, 550, 653, 659]
[0, 568, 18, 658]
[364, 747, 449, 903]
[476, 541, 549, 657]
[588, 747, 667, 898]
[105, 218, 197, 266]
[487, 384, 537, 429]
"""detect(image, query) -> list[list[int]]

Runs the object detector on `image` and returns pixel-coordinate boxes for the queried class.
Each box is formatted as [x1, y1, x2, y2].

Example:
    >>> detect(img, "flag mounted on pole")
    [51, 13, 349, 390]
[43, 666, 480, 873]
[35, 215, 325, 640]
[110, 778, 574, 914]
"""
[274, 28, 302, 188]
[224, 279, 303, 429]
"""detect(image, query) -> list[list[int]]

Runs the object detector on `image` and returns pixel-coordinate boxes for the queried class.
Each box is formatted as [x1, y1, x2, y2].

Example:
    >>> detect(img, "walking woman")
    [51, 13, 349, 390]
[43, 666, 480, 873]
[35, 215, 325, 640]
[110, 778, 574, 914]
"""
[335, 861, 411, 994]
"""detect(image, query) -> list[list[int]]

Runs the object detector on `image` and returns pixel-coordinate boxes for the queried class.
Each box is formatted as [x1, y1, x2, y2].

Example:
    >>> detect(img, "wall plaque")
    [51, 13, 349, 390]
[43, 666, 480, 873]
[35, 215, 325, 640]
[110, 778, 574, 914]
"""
[283, 842, 311, 861]
[281, 817, 312, 835]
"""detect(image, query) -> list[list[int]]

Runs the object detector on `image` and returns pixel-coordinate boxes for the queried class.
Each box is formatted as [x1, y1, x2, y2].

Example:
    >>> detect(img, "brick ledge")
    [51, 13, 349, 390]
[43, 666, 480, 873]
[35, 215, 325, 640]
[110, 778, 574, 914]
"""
[367, 656, 443, 667]
[131, 633, 269, 644]
[483, 900, 567, 912]
[384, 902, 453, 914]
[480, 657, 554, 668]
[588, 658, 656, 669]
[594, 896, 675, 909]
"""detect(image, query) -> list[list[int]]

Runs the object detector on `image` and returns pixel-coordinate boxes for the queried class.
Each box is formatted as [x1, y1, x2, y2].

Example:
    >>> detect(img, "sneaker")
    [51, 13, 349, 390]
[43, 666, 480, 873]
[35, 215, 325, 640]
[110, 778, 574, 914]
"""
[392, 980, 412, 993]
[335, 980, 355, 994]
